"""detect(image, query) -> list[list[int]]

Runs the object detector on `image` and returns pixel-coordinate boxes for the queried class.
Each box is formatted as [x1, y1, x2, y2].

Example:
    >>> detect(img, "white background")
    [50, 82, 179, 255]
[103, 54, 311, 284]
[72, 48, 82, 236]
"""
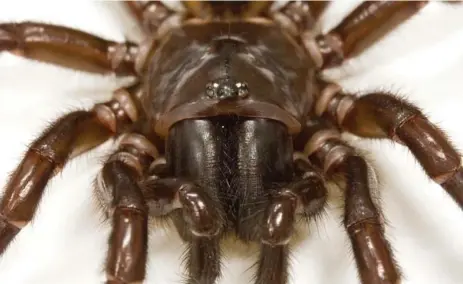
[0, 1, 462, 284]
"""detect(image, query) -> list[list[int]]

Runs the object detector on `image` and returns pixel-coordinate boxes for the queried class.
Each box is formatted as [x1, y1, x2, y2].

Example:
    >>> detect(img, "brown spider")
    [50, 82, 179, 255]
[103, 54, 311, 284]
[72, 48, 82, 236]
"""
[0, 1, 462, 284]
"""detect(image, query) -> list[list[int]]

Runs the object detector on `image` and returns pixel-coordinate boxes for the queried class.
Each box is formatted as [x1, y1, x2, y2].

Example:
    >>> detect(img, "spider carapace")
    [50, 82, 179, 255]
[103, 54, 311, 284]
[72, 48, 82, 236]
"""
[0, 2, 462, 284]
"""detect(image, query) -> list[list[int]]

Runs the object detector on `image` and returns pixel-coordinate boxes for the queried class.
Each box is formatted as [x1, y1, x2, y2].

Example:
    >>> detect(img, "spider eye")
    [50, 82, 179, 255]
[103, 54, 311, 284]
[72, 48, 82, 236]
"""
[218, 82, 236, 99]
[205, 78, 249, 100]
[235, 82, 249, 98]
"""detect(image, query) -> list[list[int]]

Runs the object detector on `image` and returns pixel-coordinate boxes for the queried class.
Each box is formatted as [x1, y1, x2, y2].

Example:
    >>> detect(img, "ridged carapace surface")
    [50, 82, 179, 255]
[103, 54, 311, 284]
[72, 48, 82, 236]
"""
[146, 20, 315, 137]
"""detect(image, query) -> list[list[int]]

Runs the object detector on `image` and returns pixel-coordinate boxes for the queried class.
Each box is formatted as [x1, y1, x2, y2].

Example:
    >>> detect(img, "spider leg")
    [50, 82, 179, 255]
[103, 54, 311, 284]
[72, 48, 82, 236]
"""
[97, 133, 160, 284]
[256, 155, 327, 284]
[0, 22, 145, 75]
[298, 117, 400, 284]
[123, 1, 180, 37]
[304, 1, 427, 69]
[0, 85, 141, 255]
[271, 1, 329, 37]
[318, 82, 463, 208]
[140, 177, 224, 284]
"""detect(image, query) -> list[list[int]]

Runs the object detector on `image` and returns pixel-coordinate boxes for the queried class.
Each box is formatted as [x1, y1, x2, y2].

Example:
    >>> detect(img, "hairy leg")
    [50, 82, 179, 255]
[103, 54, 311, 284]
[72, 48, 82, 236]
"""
[97, 133, 160, 284]
[255, 155, 327, 284]
[299, 117, 400, 284]
[140, 177, 224, 284]
[0, 85, 140, 254]
[317, 82, 463, 208]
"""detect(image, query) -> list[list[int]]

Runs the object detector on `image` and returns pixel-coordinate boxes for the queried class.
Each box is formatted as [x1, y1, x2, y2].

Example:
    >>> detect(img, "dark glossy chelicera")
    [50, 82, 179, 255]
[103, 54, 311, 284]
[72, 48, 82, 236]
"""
[0, 2, 462, 284]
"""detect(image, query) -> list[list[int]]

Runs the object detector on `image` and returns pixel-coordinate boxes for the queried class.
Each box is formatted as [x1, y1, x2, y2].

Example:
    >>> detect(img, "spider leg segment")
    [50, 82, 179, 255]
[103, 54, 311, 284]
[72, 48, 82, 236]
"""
[318, 82, 463, 208]
[102, 160, 225, 284]
[301, 1, 427, 69]
[298, 117, 400, 284]
[340, 155, 400, 284]
[98, 133, 159, 284]
[141, 177, 224, 284]
[256, 155, 327, 284]
[123, 1, 180, 37]
[0, 22, 142, 75]
[98, 128, 225, 284]
[270, 1, 329, 37]
[0, 85, 140, 255]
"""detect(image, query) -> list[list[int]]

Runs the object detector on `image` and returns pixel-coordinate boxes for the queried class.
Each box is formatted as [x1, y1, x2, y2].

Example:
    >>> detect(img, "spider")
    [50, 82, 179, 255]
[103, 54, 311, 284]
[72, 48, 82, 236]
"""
[3, 3, 461, 283]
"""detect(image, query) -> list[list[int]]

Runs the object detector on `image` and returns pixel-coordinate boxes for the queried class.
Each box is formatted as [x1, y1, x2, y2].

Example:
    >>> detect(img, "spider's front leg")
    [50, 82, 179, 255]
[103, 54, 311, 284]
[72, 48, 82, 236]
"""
[317, 82, 463, 208]
[256, 155, 327, 284]
[97, 133, 159, 284]
[97, 132, 225, 284]
[140, 177, 224, 284]
[0, 22, 144, 75]
[0, 84, 141, 255]
[299, 117, 400, 284]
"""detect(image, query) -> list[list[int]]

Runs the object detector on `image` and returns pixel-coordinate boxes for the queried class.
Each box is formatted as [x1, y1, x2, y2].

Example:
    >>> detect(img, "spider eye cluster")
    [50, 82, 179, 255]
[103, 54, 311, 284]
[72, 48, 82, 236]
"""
[205, 78, 249, 100]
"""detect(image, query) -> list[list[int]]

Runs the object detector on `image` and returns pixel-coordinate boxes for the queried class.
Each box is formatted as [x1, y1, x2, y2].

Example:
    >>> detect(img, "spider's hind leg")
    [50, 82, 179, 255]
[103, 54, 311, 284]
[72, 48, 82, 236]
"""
[254, 155, 327, 284]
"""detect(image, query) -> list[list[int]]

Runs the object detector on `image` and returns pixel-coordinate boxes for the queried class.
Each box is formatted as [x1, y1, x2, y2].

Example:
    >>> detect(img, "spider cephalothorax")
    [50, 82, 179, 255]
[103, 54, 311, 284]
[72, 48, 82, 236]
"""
[0, 2, 462, 284]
